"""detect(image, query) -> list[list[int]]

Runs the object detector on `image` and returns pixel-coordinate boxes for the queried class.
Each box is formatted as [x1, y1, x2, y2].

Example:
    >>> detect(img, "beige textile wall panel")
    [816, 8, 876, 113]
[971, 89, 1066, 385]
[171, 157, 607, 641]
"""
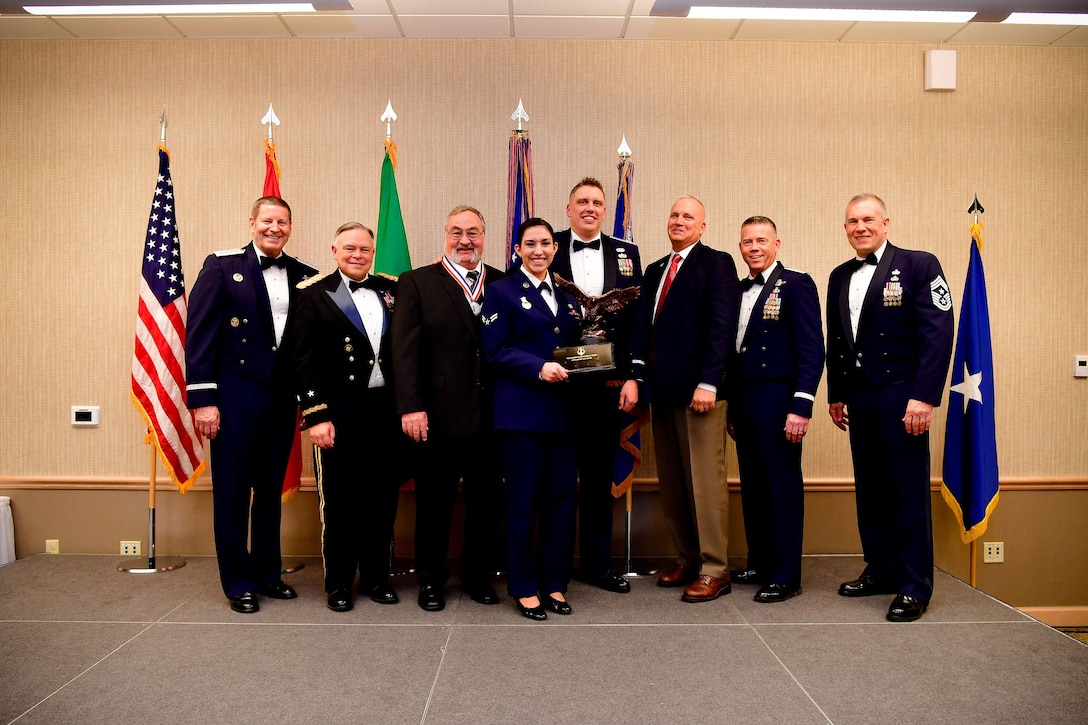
[1, 39, 1087, 487]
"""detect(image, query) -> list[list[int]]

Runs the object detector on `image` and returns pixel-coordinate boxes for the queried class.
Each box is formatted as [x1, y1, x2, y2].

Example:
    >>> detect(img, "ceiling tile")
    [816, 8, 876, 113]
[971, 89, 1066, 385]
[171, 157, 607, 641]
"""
[515, 15, 626, 38]
[51, 16, 183, 39]
[512, 0, 629, 16]
[624, 16, 741, 39]
[733, 18, 852, 42]
[391, 0, 507, 13]
[1052, 25, 1088, 44]
[282, 13, 400, 37]
[840, 21, 966, 44]
[0, 16, 74, 38]
[167, 14, 293, 38]
[398, 14, 509, 37]
[949, 22, 1074, 44]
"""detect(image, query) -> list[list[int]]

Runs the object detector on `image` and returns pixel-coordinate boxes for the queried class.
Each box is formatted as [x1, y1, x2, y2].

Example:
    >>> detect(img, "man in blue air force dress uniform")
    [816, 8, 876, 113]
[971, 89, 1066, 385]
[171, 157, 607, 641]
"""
[288, 222, 409, 613]
[186, 196, 318, 614]
[826, 194, 953, 623]
[550, 177, 643, 594]
[726, 216, 824, 604]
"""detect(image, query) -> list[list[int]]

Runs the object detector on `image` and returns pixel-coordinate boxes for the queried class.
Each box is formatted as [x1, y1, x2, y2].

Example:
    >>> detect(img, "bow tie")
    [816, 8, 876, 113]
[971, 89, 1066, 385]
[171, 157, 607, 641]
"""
[850, 255, 878, 270]
[260, 255, 287, 270]
[572, 239, 601, 252]
[740, 273, 765, 291]
[538, 281, 552, 295]
[348, 277, 378, 293]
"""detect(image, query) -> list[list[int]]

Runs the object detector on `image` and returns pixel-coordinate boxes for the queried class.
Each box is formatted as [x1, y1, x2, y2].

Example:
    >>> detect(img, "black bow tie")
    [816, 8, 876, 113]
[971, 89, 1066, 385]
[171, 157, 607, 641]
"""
[741, 274, 765, 291]
[538, 281, 552, 295]
[850, 255, 878, 270]
[260, 255, 287, 270]
[572, 239, 601, 252]
[349, 277, 379, 293]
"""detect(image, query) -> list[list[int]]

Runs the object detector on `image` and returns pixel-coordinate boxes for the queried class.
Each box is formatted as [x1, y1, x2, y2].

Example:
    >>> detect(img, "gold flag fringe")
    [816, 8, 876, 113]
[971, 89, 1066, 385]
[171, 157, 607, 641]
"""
[384, 138, 398, 170]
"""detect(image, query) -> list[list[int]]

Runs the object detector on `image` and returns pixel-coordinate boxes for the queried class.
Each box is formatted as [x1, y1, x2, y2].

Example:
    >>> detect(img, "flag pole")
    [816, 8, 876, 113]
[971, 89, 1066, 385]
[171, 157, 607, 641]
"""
[613, 135, 655, 578]
[120, 107, 188, 573]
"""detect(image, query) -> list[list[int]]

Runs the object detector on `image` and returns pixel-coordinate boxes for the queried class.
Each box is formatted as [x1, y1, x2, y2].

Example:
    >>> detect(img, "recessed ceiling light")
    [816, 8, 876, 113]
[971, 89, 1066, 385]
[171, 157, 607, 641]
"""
[688, 6, 976, 23]
[23, 3, 315, 14]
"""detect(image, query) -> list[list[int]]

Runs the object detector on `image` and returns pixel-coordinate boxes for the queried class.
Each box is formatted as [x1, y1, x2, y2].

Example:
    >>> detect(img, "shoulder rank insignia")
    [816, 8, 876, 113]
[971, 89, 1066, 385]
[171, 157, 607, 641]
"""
[213, 248, 246, 257]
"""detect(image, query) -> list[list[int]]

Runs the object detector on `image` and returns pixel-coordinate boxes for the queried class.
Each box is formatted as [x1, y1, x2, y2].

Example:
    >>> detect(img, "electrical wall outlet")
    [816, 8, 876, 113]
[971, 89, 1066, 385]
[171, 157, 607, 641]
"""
[45, 539, 60, 554]
[120, 541, 141, 556]
[983, 541, 1004, 563]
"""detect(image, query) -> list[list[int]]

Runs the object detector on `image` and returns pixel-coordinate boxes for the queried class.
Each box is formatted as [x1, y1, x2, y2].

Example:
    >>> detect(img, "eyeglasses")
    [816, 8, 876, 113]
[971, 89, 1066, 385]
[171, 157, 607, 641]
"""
[446, 228, 482, 242]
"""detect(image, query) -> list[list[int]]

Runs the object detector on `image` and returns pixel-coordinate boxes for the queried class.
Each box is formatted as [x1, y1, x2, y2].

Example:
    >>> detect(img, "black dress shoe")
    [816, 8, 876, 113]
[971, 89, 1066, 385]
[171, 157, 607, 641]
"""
[229, 592, 259, 614]
[418, 584, 445, 611]
[516, 598, 547, 621]
[838, 575, 896, 598]
[368, 582, 399, 605]
[887, 594, 927, 622]
[464, 583, 500, 605]
[589, 571, 631, 594]
[730, 569, 765, 585]
[754, 583, 801, 603]
[258, 581, 298, 600]
[327, 589, 353, 612]
[542, 594, 572, 615]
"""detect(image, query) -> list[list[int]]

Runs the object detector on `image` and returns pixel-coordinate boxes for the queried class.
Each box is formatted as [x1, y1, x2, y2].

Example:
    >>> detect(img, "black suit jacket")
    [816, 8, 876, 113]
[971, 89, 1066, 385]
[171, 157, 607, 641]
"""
[550, 229, 643, 378]
[728, 264, 824, 418]
[633, 241, 739, 406]
[390, 262, 505, 438]
[289, 271, 397, 429]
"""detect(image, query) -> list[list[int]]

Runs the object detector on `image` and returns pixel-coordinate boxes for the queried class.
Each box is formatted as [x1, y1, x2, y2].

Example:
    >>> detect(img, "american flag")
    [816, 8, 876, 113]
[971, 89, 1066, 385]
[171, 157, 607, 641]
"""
[130, 146, 205, 492]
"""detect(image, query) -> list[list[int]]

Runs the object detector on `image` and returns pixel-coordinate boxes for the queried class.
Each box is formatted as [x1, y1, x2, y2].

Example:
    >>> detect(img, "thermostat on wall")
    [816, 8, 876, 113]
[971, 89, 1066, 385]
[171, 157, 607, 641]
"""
[71, 405, 100, 427]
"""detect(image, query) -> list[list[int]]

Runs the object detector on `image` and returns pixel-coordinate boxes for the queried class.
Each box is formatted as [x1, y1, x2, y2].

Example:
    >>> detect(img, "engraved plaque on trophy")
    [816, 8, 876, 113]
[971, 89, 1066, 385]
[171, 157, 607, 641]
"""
[551, 275, 640, 374]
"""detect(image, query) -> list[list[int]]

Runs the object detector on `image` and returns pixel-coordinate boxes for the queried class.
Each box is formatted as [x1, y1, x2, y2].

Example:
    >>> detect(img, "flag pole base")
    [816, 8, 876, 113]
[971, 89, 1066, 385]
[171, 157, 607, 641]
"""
[118, 556, 186, 574]
[282, 559, 305, 574]
[620, 509, 658, 578]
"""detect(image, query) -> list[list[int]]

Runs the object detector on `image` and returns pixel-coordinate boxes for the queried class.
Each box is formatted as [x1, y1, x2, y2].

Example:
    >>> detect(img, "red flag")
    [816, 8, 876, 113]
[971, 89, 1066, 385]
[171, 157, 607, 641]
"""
[262, 136, 302, 501]
[131, 145, 205, 491]
[263, 139, 281, 197]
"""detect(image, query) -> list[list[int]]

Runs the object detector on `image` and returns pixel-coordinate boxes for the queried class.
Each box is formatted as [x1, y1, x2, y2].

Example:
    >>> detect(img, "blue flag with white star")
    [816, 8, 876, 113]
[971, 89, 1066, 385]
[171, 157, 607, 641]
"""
[941, 232, 999, 543]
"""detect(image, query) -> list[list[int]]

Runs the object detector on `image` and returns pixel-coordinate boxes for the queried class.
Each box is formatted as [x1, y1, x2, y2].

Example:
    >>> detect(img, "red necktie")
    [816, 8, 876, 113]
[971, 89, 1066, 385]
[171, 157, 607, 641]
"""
[656, 253, 681, 316]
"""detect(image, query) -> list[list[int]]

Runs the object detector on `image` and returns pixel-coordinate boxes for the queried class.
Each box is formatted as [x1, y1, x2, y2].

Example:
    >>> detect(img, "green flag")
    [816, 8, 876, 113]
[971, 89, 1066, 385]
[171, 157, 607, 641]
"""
[375, 144, 410, 278]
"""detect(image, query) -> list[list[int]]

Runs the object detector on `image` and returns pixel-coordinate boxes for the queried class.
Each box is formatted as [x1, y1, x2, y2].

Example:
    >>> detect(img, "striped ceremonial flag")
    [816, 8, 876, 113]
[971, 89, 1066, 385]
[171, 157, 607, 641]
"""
[610, 156, 648, 497]
[130, 145, 205, 492]
[505, 132, 534, 269]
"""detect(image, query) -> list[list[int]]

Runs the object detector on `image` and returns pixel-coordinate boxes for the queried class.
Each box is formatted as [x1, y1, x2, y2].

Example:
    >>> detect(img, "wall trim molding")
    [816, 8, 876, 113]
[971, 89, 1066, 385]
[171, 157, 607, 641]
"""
[2, 475, 1086, 493]
[1019, 606, 1088, 627]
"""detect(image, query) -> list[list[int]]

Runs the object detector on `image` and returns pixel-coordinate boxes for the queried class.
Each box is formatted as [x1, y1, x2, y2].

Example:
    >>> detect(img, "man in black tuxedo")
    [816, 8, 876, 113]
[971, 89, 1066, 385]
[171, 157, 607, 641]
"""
[727, 216, 824, 604]
[187, 196, 318, 614]
[826, 193, 953, 622]
[550, 177, 643, 594]
[288, 222, 408, 612]
[391, 205, 504, 612]
[626, 196, 739, 603]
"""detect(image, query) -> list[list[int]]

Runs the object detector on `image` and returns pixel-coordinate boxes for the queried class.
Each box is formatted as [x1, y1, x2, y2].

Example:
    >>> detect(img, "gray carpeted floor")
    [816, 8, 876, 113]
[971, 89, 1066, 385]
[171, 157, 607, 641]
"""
[1, 554, 1085, 724]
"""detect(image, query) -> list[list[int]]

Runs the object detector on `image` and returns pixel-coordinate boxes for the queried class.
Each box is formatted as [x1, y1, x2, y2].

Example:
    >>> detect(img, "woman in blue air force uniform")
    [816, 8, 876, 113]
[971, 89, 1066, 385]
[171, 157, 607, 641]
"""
[481, 218, 582, 621]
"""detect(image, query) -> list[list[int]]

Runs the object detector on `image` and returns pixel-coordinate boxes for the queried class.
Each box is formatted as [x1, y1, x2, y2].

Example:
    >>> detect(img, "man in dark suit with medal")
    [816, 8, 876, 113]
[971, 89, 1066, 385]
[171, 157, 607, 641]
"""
[288, 222, 408, 613]
[187, 196, 318, 614]
[826, 194, 953, 622]
[625, 196, 739, 603]
[550, 177, 643, 594]
[726, 216, 824, 604]
[391, 206, 505, 612]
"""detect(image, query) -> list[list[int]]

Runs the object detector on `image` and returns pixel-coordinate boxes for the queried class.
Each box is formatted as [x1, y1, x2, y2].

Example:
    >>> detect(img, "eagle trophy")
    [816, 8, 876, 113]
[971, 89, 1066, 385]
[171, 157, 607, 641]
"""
[553, 274, 641, 342]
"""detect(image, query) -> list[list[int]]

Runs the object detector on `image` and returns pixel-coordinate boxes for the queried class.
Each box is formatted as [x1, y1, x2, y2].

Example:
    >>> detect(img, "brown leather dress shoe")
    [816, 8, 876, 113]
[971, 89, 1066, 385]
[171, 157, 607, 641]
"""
[681, 575, 732, 602]
[657, 564, 698, 588]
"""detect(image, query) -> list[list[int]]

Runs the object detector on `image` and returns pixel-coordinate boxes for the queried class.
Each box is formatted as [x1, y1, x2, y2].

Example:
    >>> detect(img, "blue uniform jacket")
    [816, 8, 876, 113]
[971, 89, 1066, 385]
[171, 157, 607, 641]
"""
[826, 243, 954, 407]
[481, 271, 582, 432]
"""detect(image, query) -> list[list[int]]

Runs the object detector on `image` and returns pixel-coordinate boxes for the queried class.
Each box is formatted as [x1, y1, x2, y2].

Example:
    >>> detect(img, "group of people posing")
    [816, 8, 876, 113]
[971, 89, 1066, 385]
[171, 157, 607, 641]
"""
[185, 180, 953, 624]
